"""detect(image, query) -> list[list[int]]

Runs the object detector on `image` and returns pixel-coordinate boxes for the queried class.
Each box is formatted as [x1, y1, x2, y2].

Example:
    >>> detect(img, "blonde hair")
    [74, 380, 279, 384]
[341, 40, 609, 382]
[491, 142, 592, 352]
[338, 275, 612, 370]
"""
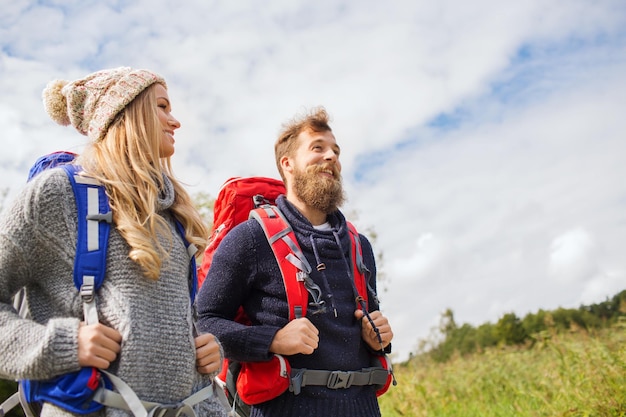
[274, 106, 332, 184]
[78, 84, 208, 280]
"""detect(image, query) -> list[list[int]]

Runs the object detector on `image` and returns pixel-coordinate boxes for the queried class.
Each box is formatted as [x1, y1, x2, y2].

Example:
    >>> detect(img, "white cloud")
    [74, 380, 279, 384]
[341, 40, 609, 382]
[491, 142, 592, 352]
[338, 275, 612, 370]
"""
[389, 233, 450, 282]
[548, 228, 597, 284]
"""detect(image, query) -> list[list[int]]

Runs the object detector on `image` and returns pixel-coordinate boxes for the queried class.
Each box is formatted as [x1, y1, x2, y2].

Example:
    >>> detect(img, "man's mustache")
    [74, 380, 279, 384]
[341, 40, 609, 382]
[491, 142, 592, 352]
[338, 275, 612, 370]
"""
[308, 163, 341, 179]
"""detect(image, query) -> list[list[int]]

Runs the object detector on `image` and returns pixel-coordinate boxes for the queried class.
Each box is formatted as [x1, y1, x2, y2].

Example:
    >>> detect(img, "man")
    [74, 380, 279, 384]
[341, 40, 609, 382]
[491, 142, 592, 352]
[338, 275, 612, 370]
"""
[196, 107, 394, 417]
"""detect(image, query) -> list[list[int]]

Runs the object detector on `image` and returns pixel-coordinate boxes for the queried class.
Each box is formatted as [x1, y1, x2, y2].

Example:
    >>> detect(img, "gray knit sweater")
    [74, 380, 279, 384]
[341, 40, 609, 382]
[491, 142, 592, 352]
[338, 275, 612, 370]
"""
[0, 168, 226, 417]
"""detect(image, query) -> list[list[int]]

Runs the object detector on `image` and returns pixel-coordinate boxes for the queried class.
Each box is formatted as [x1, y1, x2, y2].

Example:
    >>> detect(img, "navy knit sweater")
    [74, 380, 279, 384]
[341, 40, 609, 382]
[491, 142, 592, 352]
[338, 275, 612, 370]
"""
[196, 196, 385, 417]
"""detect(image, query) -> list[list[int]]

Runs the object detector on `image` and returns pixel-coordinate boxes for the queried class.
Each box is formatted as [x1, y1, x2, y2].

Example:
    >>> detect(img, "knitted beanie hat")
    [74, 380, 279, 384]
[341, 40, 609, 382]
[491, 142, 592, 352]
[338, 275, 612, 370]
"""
[42, 67, 166, 142]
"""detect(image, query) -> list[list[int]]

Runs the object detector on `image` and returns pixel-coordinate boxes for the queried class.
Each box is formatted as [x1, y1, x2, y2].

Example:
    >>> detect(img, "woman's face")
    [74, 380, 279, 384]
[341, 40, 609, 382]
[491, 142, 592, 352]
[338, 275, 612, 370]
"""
[154, 83, 180, 158]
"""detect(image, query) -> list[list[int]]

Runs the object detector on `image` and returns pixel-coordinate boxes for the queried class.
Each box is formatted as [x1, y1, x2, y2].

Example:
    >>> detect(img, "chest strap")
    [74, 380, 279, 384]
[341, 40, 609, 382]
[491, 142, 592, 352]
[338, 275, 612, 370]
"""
[289, 367, 389, 395]
[92, 371, 214, 417]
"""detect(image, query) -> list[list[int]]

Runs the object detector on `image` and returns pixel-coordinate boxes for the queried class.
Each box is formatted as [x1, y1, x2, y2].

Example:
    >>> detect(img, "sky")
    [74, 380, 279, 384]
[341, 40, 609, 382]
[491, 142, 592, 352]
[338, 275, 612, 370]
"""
[1, 0, 625, 363]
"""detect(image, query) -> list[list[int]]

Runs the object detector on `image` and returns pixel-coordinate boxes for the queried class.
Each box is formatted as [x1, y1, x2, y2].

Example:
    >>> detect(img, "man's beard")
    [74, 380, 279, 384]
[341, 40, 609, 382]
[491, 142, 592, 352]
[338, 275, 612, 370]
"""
[292, 163, 345, 214]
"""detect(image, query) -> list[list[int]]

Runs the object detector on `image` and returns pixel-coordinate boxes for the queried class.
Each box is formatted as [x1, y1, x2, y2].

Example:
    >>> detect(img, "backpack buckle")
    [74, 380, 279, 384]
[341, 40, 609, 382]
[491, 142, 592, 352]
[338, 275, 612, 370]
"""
[147, 403, 184, 417]
[80, 277, 95, 302]
[326, 371, 354, 389]
[253, 194, 271, 209]
[296, 271, 307, 282]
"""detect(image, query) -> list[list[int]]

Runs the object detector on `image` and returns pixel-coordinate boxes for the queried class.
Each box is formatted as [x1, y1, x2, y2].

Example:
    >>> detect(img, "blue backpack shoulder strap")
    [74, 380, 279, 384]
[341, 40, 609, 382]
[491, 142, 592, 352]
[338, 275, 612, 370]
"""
[61, 165, 196, 303]
[27, 151, 78, 182]
[174, 220, 198, 303]
[61, 165, 112, 324]
[9, 163, 113, 416]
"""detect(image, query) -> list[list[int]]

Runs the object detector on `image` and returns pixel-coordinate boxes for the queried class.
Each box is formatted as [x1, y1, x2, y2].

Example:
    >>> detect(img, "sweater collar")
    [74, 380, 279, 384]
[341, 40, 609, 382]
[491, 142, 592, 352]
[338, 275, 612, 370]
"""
[276, 195, 347, 235]
[276, 195, 352, 261]
[157, 173, 175, 212]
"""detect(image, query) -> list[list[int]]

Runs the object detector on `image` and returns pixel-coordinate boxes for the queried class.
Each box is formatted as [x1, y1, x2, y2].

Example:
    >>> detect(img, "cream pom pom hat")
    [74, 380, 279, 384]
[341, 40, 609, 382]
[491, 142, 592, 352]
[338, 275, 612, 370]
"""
[42, 67, 166, 142]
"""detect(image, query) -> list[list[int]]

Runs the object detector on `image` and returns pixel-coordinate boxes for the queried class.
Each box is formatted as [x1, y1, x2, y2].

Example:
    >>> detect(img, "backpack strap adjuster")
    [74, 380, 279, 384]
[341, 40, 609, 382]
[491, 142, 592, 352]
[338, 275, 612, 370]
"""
[80, 275, 99, 325]
[80, 278, 95, 302]
[86, 212, 113, 223]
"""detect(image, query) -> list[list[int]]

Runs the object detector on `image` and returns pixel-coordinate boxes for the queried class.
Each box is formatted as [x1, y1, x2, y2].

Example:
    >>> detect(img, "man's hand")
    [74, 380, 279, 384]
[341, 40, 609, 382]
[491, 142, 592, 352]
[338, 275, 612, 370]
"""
[269, 318, 319, 355]
[354, 310, 393, 351]
[77, 322, 122, 369]
[195, 333, 222, 374]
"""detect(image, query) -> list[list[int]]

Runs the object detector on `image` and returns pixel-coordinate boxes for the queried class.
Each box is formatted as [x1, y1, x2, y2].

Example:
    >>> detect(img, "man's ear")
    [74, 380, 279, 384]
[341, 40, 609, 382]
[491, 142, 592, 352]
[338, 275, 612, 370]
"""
[280, 155, 293, 174]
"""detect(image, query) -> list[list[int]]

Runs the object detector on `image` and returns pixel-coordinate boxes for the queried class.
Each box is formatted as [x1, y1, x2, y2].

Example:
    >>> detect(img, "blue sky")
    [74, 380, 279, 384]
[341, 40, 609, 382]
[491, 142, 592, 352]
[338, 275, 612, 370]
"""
[1, 0, 625, 363]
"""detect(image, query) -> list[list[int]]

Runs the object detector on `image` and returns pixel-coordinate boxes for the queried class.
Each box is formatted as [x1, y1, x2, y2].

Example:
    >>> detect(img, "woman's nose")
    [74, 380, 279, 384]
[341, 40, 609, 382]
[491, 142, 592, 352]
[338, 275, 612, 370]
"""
[169, 116, 181, 129]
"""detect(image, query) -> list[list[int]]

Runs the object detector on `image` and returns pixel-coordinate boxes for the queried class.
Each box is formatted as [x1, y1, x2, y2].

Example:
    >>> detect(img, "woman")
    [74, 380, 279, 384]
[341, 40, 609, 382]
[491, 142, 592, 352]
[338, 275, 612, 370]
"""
[0, 67, 225, 417]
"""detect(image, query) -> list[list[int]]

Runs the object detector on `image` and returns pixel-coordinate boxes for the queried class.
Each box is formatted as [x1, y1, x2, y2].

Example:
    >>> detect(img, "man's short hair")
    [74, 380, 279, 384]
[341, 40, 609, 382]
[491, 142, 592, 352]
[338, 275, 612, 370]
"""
[274, 106, 332, 183]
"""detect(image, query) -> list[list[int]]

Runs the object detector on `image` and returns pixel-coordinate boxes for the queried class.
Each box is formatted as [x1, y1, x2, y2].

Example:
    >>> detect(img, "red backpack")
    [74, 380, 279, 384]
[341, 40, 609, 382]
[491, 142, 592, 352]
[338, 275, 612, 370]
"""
[198, 176, 286, 287]
[198, 177, 393, 417]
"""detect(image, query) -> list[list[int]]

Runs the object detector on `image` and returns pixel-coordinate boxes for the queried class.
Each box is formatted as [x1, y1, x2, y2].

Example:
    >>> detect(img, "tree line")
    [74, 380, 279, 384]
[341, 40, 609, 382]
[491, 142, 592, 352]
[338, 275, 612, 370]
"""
[415, 289, 626, 364]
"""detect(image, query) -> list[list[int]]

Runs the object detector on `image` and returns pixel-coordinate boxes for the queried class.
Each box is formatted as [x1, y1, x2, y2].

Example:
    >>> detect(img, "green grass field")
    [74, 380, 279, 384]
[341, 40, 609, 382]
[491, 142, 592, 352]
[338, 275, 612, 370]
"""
[380, 328, 626, 416]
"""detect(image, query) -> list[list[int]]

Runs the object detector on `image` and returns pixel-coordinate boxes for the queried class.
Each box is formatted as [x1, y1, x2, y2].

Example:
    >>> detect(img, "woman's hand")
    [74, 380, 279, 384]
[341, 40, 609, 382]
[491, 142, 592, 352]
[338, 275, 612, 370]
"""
[195, 333, 222, 374]
[77, 322, 122, 369]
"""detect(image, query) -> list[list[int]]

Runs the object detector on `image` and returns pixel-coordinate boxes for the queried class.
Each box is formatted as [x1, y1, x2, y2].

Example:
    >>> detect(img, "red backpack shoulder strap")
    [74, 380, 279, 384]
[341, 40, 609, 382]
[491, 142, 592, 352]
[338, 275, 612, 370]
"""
[347, 221, 368, 310]
[250, 206, 311, 320]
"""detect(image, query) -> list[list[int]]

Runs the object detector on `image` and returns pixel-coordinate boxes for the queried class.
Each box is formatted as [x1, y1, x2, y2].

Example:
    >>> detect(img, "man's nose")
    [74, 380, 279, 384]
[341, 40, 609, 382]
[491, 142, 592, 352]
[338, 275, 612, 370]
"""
[323, 149, 338, 161]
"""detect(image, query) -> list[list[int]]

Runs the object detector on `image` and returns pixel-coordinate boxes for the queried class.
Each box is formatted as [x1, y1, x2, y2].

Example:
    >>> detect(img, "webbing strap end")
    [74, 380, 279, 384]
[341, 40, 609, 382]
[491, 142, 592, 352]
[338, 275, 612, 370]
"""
[0, 392, 21, 417]
[289, 370, 305, 395]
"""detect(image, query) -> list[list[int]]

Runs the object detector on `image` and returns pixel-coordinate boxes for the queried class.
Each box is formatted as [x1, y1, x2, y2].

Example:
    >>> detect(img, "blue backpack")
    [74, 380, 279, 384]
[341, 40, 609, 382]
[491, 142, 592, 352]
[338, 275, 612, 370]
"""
[0, 152, 208, 417]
